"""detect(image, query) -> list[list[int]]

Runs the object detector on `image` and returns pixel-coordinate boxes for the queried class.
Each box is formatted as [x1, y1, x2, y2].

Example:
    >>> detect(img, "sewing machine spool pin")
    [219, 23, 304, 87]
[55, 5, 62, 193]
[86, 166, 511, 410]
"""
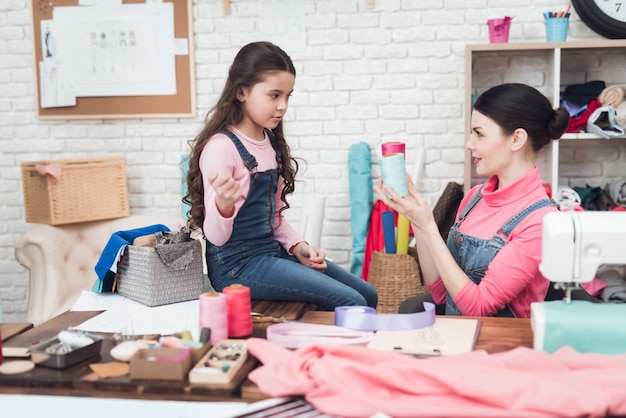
[553, 282, 580, 304]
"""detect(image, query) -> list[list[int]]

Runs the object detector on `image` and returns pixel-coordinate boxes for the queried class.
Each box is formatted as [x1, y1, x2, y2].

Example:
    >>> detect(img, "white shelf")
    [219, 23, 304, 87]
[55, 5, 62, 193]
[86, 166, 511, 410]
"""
[464, 40, 626, 193]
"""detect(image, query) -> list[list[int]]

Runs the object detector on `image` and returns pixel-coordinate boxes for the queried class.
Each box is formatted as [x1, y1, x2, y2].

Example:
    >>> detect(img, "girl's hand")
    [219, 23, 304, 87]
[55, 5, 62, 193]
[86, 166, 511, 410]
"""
[207, 172, 242, 217]
[374, 174, 435, 231]
[292, 242, 328, 272]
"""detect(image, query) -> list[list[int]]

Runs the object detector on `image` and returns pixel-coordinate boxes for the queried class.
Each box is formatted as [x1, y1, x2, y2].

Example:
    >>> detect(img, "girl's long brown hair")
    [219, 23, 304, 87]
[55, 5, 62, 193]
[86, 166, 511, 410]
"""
[183, 42, 298, 234]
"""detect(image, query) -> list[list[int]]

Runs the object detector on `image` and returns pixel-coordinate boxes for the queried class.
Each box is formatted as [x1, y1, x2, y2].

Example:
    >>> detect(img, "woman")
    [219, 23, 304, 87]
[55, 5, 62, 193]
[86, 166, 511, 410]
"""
[376, 83, 569, 317]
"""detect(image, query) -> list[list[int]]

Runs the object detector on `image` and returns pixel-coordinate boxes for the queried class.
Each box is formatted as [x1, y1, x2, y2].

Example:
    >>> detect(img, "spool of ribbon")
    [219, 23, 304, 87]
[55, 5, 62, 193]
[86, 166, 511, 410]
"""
[335, 303, 436, 331]
[266, 322, 374, 349]
[381, 141, 406, 156]
[199, 292, 228, 344]
[379, 153, 408, 197]
[223, 284, 253, 338]
[380, 141, 411, 253]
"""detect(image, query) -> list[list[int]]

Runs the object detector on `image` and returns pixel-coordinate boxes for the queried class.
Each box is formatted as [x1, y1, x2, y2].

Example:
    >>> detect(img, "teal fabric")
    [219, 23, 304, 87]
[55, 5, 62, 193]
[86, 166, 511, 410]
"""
[348, 142, 373, 276]
[542, 300, 626, 354]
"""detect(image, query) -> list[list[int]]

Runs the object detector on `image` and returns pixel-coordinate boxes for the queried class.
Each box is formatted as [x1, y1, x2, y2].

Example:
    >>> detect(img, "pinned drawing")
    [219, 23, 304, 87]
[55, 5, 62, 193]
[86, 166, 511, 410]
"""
[51, 3, 176, 97]
[40, 20, 57, 60]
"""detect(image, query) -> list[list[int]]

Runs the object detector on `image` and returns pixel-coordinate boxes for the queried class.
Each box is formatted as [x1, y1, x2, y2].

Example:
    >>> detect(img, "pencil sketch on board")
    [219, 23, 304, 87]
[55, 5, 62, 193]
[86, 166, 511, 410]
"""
[51, 3, 176, 97]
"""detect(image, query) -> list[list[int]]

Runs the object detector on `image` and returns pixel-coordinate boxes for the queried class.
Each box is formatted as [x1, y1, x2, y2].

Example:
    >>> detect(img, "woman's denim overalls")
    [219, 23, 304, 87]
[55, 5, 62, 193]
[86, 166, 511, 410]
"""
[445, 187, 555, 317]
[205, 130, 378, 310]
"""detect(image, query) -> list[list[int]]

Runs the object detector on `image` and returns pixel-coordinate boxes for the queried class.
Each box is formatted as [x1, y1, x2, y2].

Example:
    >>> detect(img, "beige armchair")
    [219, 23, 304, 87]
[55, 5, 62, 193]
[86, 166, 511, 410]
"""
[15, 214, 185, 325]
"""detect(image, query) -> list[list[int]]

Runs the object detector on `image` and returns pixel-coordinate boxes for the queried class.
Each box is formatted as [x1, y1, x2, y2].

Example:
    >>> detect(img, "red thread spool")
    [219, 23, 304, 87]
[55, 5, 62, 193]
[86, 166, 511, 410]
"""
[199, 292, 228, 345]
[223, 284, 253, 337]
[381, 141, 406, 156]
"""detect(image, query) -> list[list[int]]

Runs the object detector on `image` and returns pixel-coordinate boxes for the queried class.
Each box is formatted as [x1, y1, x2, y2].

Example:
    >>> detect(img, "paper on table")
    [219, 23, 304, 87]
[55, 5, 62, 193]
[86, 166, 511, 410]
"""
[71, 291, 201, 339]
[0, 394, 247, 418]
[367, 317, 481, 356]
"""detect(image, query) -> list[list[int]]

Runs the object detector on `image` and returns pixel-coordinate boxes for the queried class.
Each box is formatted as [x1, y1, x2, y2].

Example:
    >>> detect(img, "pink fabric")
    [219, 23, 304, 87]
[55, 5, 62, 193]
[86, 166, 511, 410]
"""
[199, 127, 302, 251]
[34, 163, 62, 181]
[582, 276, 609, 297]
[430, 168, 557, 318]
[247, 338, 626, 418]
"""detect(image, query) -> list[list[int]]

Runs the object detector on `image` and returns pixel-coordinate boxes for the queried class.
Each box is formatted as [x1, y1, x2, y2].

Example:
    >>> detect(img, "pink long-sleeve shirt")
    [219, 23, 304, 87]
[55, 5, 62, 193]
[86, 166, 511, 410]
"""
[199, 127, 303, 251]
[429, 168, 556, 318]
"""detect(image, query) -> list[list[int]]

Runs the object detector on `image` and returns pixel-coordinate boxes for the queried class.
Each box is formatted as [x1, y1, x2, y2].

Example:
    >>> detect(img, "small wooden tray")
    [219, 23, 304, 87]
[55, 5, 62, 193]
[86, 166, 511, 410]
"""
[189, 339, 248, 385]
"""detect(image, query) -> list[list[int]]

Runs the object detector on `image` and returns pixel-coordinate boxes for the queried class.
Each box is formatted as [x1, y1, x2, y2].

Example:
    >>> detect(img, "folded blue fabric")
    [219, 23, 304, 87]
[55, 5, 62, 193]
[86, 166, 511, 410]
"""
[93, 224, 171, 292]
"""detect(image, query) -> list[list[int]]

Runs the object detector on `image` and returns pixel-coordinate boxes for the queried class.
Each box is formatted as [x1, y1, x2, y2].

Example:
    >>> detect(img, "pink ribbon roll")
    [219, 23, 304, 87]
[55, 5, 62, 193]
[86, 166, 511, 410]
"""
[266, 322, 374, 349]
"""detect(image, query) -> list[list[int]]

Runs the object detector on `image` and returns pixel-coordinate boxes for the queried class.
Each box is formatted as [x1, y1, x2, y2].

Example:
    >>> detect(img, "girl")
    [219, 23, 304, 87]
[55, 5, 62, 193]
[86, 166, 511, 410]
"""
[376, 83, 569, 318]
[184, 41, 377, 310]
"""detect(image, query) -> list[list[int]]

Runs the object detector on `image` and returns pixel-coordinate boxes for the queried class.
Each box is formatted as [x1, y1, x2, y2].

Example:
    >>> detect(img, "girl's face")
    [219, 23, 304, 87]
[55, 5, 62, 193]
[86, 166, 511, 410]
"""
[236, 70, 295, 141]
[466, 110, 514, 178]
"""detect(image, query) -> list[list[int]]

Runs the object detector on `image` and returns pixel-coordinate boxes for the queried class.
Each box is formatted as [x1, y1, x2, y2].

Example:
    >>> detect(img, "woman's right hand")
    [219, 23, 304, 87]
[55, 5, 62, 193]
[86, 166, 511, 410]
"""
[374, 174, 436, 232]
[207, 171, 242, 218]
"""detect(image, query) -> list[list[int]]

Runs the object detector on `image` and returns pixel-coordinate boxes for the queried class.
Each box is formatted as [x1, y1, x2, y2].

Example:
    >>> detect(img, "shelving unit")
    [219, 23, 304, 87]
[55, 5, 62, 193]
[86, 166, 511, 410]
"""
[464, 40, 626, 194]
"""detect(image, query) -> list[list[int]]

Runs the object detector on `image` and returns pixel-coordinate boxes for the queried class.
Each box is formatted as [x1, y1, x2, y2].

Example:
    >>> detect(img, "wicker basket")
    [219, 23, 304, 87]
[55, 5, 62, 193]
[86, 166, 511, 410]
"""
[116, 240, 205, 307]
[367, 247, 428, 314]
[21, 156, 129, 225]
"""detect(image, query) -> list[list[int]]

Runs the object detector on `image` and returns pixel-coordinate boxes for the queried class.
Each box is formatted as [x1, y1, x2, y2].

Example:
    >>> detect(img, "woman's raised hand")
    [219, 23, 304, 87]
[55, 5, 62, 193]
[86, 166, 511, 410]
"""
[374, 174, 435, 231]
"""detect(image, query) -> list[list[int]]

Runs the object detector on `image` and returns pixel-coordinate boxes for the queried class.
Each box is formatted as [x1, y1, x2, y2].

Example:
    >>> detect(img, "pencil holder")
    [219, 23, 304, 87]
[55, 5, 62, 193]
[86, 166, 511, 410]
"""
[487, 18, 511, 43]
[545, 17, 569, 42]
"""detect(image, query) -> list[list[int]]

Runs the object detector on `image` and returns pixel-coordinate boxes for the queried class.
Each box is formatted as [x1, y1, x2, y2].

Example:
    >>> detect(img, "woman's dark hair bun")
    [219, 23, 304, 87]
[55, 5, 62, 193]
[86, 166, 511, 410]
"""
[548, 107, 570, 140]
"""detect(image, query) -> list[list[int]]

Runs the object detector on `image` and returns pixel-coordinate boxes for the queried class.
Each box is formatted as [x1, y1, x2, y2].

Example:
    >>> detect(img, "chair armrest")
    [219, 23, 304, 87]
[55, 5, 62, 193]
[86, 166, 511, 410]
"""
[15, 224, 82, 325]
[15, 214, 188, 325]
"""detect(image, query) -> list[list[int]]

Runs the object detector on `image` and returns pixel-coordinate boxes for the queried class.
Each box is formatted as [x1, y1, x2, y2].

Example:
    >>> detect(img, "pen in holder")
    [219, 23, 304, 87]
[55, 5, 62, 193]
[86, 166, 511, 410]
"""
[544, 8, 570, 42]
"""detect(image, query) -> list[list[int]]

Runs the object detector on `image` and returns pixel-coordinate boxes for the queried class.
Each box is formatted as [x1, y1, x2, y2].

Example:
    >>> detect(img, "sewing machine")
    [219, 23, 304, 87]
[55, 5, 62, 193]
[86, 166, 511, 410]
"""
[539, 210, 626, 302]
[533, 210, 626, 354]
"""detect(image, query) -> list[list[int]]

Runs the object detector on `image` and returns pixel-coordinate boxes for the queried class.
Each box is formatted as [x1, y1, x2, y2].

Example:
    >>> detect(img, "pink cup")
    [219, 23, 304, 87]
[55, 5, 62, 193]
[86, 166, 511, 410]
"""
[487, 17, 513, 43]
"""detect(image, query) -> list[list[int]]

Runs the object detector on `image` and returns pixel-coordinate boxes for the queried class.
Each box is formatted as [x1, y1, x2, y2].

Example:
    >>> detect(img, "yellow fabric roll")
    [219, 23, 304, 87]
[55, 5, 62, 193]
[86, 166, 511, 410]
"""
[396, 214, 410, 255]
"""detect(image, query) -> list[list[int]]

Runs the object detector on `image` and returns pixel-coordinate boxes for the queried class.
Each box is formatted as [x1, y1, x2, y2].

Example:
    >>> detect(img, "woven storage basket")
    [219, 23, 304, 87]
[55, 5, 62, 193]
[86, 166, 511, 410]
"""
[21, 156, 129, 225]
[367, 247, 427, 314]
[116, 240, 205, 307]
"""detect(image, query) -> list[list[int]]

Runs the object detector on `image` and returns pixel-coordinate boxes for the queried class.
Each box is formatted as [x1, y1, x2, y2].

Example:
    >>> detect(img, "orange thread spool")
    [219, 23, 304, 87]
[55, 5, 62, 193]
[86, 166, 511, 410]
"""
[223, 284, 253, 337]
[199, 291, 228, 344]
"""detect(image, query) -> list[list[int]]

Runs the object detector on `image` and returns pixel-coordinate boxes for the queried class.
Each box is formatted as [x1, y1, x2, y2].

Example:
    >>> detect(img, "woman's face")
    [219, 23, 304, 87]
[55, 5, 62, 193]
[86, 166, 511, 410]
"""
[466, 110, 513, 178]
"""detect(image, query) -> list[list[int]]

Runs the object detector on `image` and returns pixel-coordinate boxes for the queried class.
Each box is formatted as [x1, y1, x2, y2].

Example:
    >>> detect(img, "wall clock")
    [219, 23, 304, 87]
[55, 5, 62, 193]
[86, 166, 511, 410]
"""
[572, 0, 626, 39]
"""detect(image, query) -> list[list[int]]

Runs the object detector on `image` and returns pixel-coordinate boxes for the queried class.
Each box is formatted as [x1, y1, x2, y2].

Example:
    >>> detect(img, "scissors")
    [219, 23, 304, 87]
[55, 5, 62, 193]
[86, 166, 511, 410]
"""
[250, 312, 286, 323]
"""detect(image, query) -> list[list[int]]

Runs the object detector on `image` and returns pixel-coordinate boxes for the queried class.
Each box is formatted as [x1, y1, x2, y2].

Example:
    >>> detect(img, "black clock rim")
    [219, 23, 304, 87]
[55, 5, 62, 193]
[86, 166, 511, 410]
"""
[572, 0, 626, 39]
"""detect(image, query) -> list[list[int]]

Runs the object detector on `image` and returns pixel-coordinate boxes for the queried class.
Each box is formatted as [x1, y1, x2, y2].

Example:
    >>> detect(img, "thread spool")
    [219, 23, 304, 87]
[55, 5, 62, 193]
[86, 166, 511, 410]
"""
[223, 284, 253, 338]
[199, 292, 228, 345]
[381, 141, 406, 156]
[379, 153, 408, 197]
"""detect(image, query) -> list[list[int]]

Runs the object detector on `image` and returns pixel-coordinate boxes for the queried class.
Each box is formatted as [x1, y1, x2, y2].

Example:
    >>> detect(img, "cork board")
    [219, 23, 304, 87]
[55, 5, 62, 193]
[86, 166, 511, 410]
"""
[31, 0, 195, 119]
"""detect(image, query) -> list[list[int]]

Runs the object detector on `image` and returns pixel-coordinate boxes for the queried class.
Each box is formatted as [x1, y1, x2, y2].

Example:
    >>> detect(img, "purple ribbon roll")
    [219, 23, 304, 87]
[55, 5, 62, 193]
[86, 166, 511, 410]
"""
[335, 303, 436, 331]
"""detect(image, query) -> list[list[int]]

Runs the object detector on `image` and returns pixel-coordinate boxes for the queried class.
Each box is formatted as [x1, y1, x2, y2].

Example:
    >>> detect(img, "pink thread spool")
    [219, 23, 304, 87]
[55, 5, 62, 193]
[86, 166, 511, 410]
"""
[224, 284, 253, 338]
[199, 292, 228, 345]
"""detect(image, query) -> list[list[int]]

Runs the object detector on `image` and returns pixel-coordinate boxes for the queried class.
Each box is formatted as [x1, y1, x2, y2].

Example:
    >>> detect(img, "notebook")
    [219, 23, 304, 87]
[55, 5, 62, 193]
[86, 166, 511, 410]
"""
[367, 317, 481, 356]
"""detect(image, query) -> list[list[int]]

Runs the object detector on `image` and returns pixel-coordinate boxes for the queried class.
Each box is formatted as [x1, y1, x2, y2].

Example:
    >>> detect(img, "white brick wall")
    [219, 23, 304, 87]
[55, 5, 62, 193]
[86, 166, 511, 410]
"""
[0, 0, 614, 321]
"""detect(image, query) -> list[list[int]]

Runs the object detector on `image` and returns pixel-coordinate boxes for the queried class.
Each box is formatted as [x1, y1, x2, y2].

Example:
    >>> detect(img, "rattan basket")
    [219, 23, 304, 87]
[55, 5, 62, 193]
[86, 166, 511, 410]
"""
[367, 247, 427, 314]
[21, 156, 129, 225]
[116, 240, 205, 307]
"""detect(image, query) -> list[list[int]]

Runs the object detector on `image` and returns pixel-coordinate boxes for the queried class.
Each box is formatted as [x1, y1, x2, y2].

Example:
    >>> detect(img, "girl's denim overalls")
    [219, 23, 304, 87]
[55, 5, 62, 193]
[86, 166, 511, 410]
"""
[205, 130, 378, 310]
